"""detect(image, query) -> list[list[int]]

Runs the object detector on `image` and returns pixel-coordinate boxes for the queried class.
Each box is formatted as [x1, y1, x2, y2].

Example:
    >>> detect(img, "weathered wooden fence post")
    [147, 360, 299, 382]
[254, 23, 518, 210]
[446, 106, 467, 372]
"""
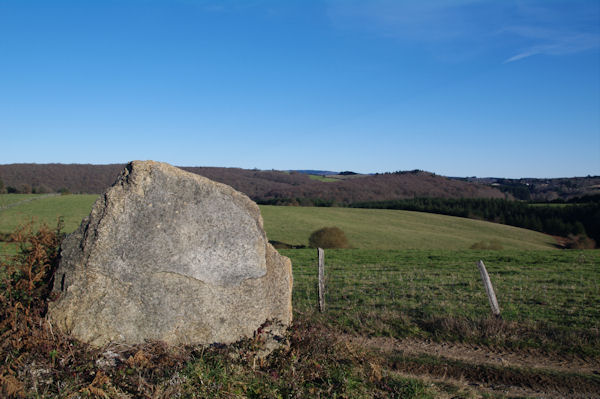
[318, 248, 325, 312]
[477, 260, 501, 318]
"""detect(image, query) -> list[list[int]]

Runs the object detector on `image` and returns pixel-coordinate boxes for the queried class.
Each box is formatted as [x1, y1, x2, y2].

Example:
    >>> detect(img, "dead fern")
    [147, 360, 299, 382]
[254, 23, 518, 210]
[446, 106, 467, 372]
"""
[0, 373, 25, 398]
[75, 371, 111, 399]
[0, 219, 64, 398]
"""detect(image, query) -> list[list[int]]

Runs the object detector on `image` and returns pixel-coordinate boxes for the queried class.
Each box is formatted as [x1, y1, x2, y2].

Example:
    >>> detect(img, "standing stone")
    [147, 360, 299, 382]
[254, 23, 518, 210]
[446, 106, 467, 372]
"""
[48, 161, 293, 347]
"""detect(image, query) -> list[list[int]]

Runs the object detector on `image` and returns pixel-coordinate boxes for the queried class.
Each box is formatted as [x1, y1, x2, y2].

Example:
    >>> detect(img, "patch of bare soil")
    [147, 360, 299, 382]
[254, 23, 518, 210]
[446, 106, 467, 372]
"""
[388, 369, 589, 399]
[342, 334, 600, 398]
[348, 335, 600, 374]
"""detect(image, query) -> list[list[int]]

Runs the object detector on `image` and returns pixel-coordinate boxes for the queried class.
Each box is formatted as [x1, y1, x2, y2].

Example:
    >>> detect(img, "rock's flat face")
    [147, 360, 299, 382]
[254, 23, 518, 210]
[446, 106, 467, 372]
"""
[48, 161, 292, 347]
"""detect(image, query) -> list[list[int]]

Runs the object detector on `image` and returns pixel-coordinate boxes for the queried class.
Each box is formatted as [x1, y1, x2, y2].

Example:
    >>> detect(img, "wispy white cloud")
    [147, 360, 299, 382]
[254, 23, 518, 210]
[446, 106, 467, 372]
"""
[325, 0, 600, 63]
[503, 26, 600, 63]
[504, 50, 537, 63]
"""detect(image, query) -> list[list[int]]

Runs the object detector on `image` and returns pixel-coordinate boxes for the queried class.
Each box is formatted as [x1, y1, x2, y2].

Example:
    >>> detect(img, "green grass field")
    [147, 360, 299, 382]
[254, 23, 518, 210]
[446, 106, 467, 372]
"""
[0, 193, 47, 207]
[284, 248, 600, 355]
[2, 193, 590, 353]
[0, 194, 98, 234]
[0, 194, 98, 256]
[0, 194, 558, 251]
[261, 205, 557, 250]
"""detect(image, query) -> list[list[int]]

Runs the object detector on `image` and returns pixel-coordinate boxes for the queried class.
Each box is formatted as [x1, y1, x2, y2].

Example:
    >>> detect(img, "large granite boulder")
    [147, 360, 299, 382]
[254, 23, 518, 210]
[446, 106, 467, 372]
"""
[48, 161, 292, 347]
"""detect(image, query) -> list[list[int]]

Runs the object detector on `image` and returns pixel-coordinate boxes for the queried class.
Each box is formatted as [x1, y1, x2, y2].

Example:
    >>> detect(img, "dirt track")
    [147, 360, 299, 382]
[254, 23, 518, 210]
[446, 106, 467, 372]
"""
[343, 334, 600, 398]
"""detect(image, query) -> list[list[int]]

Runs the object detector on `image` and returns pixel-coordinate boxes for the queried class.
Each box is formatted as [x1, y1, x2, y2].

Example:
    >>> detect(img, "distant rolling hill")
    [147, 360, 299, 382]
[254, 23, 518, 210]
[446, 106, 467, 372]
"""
[260, 205, 557, 250]
[0, 163, 506, 204]
[451, 176, 600, 201]
[0, 194, 557, 251]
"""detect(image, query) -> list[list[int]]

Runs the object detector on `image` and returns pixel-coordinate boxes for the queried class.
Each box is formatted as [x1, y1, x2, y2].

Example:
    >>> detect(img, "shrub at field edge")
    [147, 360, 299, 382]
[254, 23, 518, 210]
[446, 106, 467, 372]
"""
[308, 226, 350, 249]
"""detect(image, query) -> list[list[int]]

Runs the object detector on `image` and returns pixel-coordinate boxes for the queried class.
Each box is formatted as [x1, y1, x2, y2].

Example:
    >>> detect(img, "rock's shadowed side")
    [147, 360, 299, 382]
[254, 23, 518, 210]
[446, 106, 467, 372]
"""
[48, 161, 292, 347]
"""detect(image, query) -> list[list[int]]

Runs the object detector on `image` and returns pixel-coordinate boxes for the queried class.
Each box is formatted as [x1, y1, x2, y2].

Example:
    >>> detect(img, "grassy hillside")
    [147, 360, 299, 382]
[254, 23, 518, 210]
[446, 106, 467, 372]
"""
[0, 194, 99, 234]
[261, 205, 557, 250]
[0, 194, 557, 251]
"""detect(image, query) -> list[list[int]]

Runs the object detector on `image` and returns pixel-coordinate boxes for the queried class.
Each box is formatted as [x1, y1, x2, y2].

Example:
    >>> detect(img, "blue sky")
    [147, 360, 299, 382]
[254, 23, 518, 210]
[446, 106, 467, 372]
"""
[1, 0, 598, 178]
